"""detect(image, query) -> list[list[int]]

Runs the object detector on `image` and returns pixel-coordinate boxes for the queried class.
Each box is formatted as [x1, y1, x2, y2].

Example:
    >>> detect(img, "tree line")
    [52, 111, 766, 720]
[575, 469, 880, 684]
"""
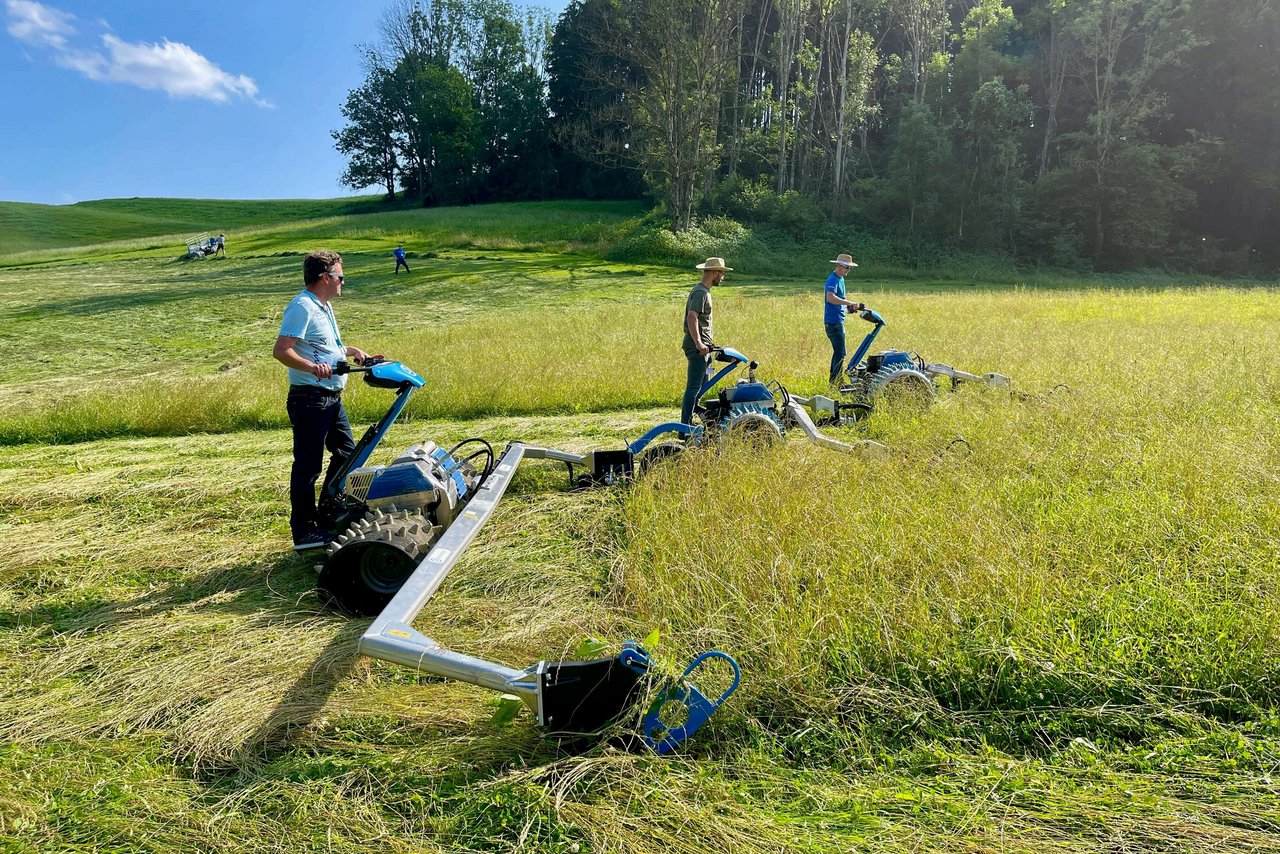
[334, 0, 1279, 272]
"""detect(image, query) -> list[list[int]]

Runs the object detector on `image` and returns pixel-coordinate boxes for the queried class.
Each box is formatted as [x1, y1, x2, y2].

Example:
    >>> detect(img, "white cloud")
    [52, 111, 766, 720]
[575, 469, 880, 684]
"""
[51, 45, 105, 78]
[5, 1, 267, 106]
[97, 34, 262, 103]
[6, 0, 74, 49]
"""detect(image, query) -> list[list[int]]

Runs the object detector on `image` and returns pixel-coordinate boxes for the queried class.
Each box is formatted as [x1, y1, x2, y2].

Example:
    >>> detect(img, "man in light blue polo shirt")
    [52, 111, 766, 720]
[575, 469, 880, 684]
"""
[824, 252, 865, 385]
[272, 250, 381, 551]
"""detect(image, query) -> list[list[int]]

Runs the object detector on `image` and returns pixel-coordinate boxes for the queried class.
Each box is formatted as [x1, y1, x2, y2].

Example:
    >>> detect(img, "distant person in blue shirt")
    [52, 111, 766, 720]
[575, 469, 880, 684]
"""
[824, 253, 865, 385]
[393, 243, 410, 274]
[272, 250, 382, 551]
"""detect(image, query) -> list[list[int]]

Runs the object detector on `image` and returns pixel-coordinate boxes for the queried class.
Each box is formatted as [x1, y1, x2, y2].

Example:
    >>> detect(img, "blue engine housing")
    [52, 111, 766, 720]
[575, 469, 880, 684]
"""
[364, 447, 472, 504]
[721, 382, 774, 406]
[866, 350, 915, 374]
[366, 463, 438, 502]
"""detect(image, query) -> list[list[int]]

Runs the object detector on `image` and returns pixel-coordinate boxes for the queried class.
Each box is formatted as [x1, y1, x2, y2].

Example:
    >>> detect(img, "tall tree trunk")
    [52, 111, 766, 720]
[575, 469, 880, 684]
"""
[831, 0, 855, 210]
[774, 0, 806, 193]
[1037, 11, 1067, 178]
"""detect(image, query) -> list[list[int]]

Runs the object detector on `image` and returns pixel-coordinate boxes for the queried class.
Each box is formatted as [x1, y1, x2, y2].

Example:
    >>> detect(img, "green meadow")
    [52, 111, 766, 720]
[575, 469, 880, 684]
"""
[1, 199, 1279, 851]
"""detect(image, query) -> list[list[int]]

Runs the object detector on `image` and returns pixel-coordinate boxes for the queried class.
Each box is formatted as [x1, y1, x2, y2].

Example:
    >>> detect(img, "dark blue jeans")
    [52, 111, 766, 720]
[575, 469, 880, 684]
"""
[825, 322, 847, 384]
[681, 350, 709, 425]
[395, 258, 410, 273]
[286, 385, 356, 541]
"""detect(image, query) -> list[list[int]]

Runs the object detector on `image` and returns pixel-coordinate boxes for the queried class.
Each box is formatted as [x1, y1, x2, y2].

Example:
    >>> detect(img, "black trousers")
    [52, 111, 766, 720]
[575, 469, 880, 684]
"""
[395, 258, 410, 273]
[286, 385, 356, 540]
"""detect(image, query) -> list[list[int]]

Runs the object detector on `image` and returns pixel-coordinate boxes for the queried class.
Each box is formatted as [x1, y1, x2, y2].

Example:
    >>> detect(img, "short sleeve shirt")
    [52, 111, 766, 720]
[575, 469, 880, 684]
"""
[279, 289, 346, 391]
[824, 272, 847, 325]
[394, 247, 405, 260]
[682, 283, 713, 354]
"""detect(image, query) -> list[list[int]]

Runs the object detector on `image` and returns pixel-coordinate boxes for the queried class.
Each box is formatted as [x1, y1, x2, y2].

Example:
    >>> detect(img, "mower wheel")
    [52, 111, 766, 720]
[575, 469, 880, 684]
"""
[637, 442, 685, 475]
[871, 367, 934, 412]
[317, 509, 441, 616]
[722, 409, 784, 447]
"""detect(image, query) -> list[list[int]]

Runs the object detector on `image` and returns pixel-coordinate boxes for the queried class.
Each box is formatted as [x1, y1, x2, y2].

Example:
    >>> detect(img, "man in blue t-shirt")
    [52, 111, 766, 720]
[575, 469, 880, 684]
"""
[272, 250, 382, 551]
[393, 244, 410, 274]
[824, 253, 866, 385]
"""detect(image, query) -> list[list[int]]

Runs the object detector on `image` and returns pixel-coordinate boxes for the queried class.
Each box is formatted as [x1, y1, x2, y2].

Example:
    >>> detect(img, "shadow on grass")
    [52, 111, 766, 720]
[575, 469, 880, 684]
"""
[0, 514, 582, 769]
[2, 552, 375, 760]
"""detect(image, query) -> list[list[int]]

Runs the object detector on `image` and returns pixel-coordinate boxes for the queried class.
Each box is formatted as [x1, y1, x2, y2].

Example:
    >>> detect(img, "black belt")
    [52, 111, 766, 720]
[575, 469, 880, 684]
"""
[289, 384, 342, 397]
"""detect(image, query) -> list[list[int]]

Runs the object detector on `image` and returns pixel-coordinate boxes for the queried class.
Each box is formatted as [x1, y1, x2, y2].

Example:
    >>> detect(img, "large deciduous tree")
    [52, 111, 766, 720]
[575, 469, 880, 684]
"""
[606, 0, 745, 229]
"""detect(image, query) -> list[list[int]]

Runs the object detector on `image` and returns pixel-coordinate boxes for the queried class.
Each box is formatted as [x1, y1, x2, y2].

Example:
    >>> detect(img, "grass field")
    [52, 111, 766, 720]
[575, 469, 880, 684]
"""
[2, 199, 1279, 851]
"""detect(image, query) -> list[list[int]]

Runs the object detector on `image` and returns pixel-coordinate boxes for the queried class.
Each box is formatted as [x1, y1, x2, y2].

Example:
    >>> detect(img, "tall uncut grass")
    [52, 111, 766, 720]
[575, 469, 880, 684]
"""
[617, 289, 1280, 751]
[4, 287, 1277, 447]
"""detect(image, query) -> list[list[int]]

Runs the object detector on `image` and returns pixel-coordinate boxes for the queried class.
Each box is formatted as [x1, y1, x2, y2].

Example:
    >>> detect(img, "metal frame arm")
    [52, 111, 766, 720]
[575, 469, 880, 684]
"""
[326, 383, 416, 499]
[783, 399, 886, 455]
[358, 442, 541, 706]
[846, 320, 884, 373]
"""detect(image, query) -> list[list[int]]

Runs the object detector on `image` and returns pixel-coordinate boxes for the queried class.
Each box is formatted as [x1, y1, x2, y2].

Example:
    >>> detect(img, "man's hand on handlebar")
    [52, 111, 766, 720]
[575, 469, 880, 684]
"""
[311, 361, 334, 380]
[347, 347, 385, 366]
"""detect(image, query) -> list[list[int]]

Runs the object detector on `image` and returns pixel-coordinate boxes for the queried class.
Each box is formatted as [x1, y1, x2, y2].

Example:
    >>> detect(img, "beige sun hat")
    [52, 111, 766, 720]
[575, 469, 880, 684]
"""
[695, 257, 733, 271]
[830, 253, 858, 268]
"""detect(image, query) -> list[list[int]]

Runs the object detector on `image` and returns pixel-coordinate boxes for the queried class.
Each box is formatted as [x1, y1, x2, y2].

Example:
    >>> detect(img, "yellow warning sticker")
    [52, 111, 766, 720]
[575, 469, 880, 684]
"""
[388, 629, 411, 639]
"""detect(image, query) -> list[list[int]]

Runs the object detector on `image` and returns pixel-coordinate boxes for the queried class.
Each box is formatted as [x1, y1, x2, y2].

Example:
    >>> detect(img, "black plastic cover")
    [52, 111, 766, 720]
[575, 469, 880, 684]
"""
[540, 656, 649, 734]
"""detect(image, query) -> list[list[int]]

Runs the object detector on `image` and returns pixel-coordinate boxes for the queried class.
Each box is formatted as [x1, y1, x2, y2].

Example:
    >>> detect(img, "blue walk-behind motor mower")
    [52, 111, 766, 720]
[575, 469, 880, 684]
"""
[309, 358, 740, 753]
[793, 307, 1010, 424]
[667, 345, 886, 458]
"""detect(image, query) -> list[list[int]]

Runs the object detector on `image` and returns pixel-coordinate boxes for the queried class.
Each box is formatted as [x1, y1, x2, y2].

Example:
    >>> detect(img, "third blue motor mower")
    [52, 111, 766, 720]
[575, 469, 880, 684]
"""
[309, 358, 739, 753]
[793, 307, 1010, 423]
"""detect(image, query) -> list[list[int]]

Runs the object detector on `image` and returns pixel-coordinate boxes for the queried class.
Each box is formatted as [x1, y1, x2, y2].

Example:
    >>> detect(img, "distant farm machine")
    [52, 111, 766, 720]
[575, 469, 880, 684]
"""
[794, 306, 1010, 424]
[305, 348, 879, 752]
[184, 232, 220, 259]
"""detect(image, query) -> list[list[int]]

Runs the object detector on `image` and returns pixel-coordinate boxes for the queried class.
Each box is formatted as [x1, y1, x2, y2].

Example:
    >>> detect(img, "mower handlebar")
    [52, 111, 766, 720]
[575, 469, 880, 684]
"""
[334, 357, 388, 375]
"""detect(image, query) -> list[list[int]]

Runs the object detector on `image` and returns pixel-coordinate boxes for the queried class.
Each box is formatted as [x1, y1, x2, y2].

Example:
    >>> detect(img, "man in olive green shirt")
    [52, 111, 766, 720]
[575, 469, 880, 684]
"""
[681, 257, 731, 425]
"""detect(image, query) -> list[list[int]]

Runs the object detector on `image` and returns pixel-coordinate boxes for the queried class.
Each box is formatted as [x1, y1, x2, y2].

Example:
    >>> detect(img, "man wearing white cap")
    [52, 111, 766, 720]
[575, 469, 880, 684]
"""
[824, 253, 865, 385]
[681, 257, 731, 425]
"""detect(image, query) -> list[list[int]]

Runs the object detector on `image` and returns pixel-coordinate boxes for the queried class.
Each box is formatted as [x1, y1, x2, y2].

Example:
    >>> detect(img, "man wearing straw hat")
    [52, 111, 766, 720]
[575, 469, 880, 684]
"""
[681, 257, 731, 425]
[824, 253, 866, 385]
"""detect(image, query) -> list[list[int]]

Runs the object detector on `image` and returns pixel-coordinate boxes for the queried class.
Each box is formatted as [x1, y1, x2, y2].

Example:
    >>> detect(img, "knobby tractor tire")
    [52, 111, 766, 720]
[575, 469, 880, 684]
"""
[637, 441, 685, 475]
[870, 367, 934, 412]
[721, 408, 784, 448]
[317, 507, 440, 616]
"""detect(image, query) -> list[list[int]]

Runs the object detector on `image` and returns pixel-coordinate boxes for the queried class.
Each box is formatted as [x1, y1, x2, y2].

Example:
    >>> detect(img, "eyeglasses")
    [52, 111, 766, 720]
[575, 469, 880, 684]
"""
[326, 271, 345, 283]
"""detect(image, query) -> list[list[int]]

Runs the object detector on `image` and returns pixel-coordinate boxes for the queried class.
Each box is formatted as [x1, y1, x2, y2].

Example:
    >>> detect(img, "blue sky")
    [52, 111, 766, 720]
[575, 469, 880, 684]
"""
[1, 1, 564, 204]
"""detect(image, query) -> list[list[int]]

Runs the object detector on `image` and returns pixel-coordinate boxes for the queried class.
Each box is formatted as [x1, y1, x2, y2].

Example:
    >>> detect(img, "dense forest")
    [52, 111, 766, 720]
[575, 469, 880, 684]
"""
[333, 0, 1279, 272]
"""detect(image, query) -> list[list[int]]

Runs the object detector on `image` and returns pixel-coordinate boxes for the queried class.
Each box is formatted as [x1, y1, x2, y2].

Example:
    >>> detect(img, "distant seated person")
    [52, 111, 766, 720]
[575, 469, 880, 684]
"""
[393, 243, 410, 274]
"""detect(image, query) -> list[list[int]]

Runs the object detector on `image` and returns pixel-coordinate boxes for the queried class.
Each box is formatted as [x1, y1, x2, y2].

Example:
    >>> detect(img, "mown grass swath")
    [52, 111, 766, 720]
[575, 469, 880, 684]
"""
[2, 198, 1279, 851]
